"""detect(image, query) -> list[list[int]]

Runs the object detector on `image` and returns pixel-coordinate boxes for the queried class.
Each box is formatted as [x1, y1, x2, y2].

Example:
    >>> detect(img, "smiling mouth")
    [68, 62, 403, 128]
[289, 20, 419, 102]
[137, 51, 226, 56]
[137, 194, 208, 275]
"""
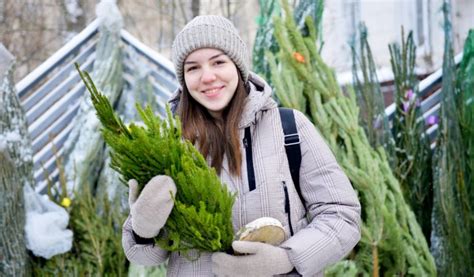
[202, 86, 224, 95]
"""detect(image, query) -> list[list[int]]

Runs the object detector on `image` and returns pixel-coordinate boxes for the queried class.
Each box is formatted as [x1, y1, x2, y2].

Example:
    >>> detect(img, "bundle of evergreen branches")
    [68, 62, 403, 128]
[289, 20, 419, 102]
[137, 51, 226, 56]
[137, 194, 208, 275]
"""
[266, 1, 435, 275]
[388, 29, 433, 242]
[74, 64, 235, 253]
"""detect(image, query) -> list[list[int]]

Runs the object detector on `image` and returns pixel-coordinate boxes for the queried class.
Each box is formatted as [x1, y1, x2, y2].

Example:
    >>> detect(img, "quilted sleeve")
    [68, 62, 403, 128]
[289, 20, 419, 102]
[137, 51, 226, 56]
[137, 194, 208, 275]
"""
[122, 215, 169, 266]
[280, 110, 361, 276]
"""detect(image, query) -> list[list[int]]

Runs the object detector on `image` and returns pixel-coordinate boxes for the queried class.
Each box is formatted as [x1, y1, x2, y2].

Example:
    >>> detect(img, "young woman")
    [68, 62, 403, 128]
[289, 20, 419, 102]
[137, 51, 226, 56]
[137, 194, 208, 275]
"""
[122, 15, 361, 276]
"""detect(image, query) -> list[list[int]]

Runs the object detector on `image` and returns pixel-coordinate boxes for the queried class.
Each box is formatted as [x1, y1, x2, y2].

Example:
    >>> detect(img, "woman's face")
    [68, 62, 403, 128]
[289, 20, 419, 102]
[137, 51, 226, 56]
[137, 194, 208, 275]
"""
[183, 48, 239, 119]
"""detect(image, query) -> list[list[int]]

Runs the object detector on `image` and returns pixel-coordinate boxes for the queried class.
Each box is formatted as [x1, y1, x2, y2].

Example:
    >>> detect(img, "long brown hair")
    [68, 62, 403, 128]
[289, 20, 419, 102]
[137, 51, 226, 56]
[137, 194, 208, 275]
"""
[177, 73, 248, 176]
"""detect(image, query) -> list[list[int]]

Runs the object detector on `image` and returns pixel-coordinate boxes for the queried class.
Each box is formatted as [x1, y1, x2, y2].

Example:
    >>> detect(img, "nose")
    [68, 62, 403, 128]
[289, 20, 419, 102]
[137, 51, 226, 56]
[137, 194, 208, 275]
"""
[201, 67, 217, 83]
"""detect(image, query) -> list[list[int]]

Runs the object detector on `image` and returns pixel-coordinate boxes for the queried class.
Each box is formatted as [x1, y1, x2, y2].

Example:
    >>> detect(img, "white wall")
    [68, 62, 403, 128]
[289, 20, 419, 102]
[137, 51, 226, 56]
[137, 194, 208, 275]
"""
[320, 0, 473, 78]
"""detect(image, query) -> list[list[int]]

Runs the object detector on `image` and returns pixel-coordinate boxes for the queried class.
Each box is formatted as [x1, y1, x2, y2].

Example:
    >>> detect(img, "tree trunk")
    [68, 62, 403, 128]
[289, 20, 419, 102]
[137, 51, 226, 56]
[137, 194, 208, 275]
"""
[0, 44, 33, 276]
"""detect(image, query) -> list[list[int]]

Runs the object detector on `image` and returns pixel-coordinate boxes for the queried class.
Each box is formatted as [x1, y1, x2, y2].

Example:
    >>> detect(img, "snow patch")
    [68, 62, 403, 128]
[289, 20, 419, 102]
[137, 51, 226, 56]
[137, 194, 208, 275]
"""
[64, 0, 83, 24]
[0, 130, 22, 152]
[96, 0, 123, 33]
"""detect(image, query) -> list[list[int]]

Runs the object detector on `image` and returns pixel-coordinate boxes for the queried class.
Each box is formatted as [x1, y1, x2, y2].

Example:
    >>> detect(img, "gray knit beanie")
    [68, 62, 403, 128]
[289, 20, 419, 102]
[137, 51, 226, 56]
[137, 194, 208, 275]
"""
[171, 15, 249, 88]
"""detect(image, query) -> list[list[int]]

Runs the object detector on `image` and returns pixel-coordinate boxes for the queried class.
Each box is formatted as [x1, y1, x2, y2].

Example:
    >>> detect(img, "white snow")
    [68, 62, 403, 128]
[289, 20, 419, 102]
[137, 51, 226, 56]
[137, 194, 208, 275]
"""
[24, 184, 73, 259]
[1, 130, 21, 142]
[64, 0, 83, 24]
[96, 0, 123, 33]
[0, 131, 22, 153]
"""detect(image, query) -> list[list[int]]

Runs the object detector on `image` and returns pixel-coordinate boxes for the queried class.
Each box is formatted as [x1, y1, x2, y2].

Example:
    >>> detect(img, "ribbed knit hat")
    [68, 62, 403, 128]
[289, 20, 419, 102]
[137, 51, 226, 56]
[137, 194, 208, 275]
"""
[171, 15, 249, 88]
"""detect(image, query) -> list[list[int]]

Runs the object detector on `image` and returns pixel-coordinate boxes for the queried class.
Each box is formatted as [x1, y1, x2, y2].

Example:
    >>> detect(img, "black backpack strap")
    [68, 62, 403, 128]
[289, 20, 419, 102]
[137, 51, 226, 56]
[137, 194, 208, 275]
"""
[278, 108, 304, 204]
[244, 126, 256, 191]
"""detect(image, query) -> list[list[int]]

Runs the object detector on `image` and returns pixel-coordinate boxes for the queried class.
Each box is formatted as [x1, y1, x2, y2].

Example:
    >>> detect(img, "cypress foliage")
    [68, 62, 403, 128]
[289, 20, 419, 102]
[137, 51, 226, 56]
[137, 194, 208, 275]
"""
[430, 3, 473, 274]
[75, 64, 235, 253]
[267, 1, 435, 275]
[388, 29, 433, 242]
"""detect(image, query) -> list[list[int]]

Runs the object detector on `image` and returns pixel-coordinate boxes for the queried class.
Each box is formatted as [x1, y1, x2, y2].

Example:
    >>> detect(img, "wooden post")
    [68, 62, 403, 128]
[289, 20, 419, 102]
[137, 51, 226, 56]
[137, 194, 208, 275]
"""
[0, 43, 33, 276]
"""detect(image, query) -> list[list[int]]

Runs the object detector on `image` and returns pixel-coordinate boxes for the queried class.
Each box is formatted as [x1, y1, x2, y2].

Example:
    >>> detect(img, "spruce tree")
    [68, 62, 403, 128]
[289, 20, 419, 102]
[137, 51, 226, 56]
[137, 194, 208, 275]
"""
[351, 23, 395, 163]
[253, 0, 324, 88]
[267, 1, 435, 275]
[389, 29, 433, 242]
[252, 0, 280, 84]
[75, 65, 235, 254]
[430, 2, 473, 275]
[455, 30, 474, 251]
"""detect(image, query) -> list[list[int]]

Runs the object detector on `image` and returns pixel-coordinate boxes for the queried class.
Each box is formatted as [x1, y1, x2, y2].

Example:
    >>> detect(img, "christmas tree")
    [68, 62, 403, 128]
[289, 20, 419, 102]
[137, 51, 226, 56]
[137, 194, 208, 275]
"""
[430, 2, 473, 275]
[267, 1, 435, 275]
[388, 28, 433, 242]
[253, 0, 323, 88]
[351, 23, 395, 163]
[456, 29, 474, 246]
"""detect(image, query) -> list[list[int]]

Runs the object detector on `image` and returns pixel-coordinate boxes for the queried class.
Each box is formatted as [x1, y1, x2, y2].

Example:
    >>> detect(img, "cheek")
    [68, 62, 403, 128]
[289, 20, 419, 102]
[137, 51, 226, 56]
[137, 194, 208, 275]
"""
[225, 67, 239, 91]
[184, 74, 197, 90]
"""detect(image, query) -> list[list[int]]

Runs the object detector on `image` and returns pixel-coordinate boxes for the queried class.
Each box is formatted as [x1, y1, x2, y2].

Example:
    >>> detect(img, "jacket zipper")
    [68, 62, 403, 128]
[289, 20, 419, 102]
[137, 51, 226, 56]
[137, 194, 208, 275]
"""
[283, 181, 294, 236]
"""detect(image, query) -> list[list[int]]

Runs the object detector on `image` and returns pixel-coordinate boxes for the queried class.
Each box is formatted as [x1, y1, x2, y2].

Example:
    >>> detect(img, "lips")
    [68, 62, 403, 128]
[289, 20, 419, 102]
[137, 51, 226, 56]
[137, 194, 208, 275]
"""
[201, 86, 224, 96]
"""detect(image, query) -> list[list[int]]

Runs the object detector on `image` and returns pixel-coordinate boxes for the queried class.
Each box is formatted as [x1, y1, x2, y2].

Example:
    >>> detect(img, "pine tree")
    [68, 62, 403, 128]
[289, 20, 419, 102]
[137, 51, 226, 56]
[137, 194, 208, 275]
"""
[267, 1, 436, 275]
[388, 29, 433, 242]
[75, 65, 235, 253]
[455, 30, 474, 253]
[253, 0, 324, 88]
[351, 23, 395, 163]
[430, 2, 473, 275]
[252, 0, 280, 83]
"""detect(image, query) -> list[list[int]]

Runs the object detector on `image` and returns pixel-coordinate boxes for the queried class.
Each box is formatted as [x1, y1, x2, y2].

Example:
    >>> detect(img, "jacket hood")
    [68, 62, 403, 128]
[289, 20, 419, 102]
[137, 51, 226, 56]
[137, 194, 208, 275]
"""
[169, 72, 277, 128]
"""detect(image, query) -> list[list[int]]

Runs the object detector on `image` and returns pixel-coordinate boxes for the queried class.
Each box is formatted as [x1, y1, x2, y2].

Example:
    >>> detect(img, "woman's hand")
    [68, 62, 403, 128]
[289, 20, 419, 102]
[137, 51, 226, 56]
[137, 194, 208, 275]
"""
[128, 176, 177, 238]
[211, 241, 293, 276]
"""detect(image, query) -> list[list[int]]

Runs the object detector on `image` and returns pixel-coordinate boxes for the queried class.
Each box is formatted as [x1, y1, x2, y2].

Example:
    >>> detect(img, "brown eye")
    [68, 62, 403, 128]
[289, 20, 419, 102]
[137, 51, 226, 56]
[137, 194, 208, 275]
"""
[186, 66, 198, 72]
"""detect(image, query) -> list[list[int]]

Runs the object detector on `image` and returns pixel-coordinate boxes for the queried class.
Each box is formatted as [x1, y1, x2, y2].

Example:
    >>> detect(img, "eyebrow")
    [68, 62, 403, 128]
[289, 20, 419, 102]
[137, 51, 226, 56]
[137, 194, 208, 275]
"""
[184, 53, 225, 65]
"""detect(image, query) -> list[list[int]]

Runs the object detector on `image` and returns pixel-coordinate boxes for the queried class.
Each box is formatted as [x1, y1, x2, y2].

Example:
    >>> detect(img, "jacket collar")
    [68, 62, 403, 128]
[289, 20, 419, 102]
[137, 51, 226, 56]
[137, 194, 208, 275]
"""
[238, 72, 276, 128]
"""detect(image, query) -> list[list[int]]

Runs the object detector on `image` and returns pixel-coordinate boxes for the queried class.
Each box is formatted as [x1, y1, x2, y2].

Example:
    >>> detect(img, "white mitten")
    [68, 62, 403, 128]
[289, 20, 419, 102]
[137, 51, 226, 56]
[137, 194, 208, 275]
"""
[128, 175, 177, 238]
[212, 241, 293, 277]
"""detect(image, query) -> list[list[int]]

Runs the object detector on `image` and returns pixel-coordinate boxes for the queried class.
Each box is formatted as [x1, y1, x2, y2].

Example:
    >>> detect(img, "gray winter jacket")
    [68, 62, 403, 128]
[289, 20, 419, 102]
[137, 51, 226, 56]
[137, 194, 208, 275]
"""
[122, 73, 361, 276]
